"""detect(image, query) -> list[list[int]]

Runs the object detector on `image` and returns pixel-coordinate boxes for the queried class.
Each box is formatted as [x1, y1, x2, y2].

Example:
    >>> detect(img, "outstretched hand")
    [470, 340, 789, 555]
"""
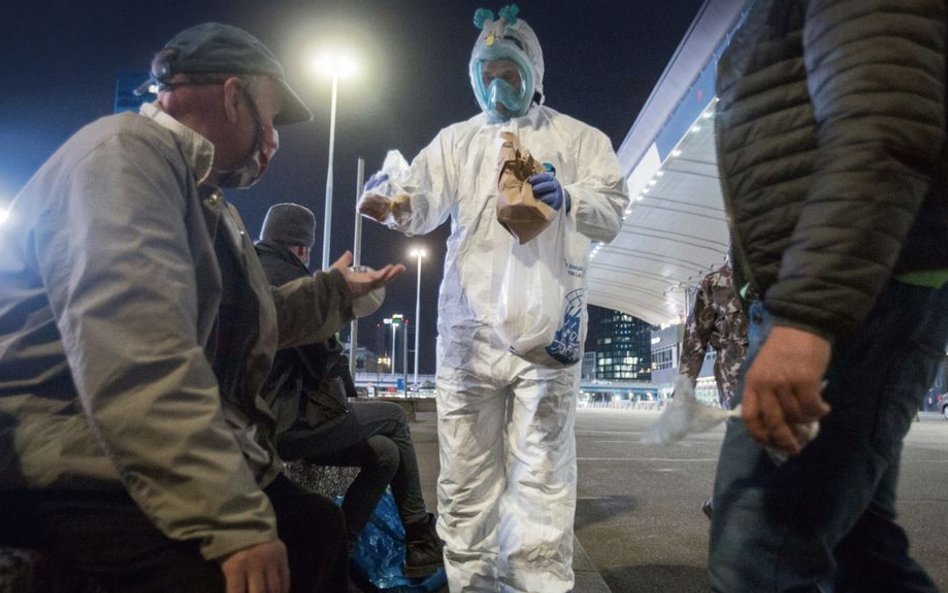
[330, 251, 406, 297]
[219, 539, 289, 593]
[741, 325, 832, 456]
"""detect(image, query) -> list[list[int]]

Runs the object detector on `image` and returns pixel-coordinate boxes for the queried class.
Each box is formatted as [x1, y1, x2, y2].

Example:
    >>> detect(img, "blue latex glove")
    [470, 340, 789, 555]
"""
[528, 171, 570, 212]
[364, 172, 389, 193]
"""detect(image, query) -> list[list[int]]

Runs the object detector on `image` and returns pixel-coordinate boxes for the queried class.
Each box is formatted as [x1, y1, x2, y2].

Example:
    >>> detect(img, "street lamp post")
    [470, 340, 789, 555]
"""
[348, 158, 365, 380]
[312, 51, 358, 270]
[409, 247, 426, 385]
[321, 72, 338, 271]
[383, 314, 403, 385]
[403, 320, 409, 395]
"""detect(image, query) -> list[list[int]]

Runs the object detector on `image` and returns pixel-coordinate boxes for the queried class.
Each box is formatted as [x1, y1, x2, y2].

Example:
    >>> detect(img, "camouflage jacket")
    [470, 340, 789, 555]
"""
[679, 265, 749, 409]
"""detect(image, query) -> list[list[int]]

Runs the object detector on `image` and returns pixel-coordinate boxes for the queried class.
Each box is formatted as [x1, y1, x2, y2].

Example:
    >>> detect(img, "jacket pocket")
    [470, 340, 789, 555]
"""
[303, 376, 350, 432]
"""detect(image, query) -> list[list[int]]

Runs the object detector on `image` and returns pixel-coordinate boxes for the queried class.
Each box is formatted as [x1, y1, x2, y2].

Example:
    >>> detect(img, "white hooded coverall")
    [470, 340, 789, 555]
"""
[363, 14, 628, 593]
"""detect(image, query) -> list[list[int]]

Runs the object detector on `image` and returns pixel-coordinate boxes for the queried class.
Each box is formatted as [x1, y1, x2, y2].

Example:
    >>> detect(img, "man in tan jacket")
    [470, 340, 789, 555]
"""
[0, 23, 403, 593]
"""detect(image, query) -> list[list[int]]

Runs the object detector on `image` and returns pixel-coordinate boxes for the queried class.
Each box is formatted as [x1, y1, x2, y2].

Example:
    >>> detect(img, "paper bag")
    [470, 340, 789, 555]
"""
[495, 132, 554, 244]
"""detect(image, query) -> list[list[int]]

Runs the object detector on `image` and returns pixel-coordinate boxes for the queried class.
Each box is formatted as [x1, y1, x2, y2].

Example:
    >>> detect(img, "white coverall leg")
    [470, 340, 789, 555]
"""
[436, 330, 578, 593]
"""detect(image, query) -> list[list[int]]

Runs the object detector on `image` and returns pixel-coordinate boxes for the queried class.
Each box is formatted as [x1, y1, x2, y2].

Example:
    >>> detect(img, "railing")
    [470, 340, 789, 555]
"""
[580, 399, 669, 411]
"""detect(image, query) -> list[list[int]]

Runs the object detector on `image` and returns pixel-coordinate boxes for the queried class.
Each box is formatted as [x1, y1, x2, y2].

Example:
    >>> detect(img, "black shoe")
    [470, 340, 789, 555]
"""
[404, 513, 444, 579]
[702, 495, 714, 519]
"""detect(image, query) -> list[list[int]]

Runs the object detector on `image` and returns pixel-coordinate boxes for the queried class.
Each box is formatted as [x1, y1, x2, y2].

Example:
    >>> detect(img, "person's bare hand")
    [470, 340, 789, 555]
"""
[358, 194, 391, 222]
[741, 325, 832, 456]
[219, 539, 289, 593]
[330, 251, 406, 297]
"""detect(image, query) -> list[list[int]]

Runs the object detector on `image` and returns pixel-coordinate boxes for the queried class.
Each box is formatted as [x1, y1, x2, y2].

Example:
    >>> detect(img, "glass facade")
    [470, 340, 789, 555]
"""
[593, 309, 655, 381]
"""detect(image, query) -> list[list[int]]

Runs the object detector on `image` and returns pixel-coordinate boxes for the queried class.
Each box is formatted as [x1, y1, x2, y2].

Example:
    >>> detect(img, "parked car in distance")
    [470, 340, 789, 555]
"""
[938, 392, 948, 420]
[408, 379, 436, 397]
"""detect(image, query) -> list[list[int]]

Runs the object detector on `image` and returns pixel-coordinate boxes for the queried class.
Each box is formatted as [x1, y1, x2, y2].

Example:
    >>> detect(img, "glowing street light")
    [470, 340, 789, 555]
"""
[409, 247, 426, 385]
[311, 49, 359, 270]
[383, 314, 403, 377]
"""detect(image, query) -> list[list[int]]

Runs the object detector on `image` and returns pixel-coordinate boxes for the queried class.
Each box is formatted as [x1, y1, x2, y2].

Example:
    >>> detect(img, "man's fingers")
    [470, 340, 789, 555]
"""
[222, 557, 247, 593]
[379, 263, 406, 283]
[367, 263, 406, 286]
[766, 422, 802, 456]
[331, 251, 354, 272]
[345, 263, 407, 296]
[774, 387, 805, 425]
[533, 181, 555, 194]
[742, 387, 801, 456]
[279, 560, 290, 593]
[263, 559, 287, 593]
[741, 387, 772, 446]
[220, 540, 289, 593]
[794, 387, 831, 422]
[528, 172, 554, 185]
[224, 570, 246, 593]
[246, 567, 266, 593]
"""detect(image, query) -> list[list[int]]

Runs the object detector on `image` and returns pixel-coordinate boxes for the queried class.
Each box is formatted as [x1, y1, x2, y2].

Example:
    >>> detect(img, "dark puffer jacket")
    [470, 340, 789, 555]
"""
[716, 0, 948, 339]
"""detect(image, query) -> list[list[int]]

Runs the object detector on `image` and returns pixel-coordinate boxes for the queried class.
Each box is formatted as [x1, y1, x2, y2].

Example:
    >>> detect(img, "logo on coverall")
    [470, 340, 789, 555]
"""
[546, 288, 584, 365]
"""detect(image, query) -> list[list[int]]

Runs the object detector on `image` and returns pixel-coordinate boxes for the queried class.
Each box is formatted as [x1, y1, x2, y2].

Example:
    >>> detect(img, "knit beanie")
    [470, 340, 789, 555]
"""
[260, 203, 316, 247]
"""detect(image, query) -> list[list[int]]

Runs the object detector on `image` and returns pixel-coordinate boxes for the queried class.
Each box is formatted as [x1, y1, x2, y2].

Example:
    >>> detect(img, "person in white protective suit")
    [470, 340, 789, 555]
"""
[358, 5, 629, 592]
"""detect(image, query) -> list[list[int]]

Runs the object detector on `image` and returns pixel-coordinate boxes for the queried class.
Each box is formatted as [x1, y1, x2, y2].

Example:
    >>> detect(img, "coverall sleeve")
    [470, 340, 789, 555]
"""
[564, 126, 629, 243]
[36, 131, 276, 561]
[385, 129, 460, 236]
[766, 0, 947, 336]
[678, 275, 714, 387]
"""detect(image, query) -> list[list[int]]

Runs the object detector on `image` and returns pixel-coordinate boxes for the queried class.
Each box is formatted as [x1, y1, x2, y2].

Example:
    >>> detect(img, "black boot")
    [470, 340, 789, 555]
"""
[404, 513, 444, 578]
[702, 495, 714, 519]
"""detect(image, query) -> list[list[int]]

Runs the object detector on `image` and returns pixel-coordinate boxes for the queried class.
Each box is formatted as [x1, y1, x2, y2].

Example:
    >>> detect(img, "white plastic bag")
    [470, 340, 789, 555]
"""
[493, 211, 587, 367]
[369, 150, 411, 195]
[642, 375, 737, 445]
[643, 374, 820, 465]
[359, 150, 413, 226]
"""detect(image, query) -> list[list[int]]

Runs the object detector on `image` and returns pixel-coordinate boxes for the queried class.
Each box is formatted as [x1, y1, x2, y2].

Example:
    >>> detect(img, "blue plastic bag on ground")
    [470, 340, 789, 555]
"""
[340, 489, 447, 593]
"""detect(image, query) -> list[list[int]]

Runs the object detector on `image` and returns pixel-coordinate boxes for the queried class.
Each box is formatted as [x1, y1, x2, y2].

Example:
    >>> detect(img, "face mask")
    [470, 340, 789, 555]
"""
[213, 88, 280, 189]
[486, 78, 529, 120]
[470, 48, 536, 123]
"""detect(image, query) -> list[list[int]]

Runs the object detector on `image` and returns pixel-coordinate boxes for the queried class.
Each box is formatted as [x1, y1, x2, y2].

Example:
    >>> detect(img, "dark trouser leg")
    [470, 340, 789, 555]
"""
[349, 401, 429, 527]
[279, 401, 429, 533]
[278, 410, 397, 543]
[28, 491, 226, 593]
[830, 506, 937, 593]
[338, 436, 399, 542]
[265, 474, 349, 593]
[2, 475, 348, 593]
[709, 281, 948, 593]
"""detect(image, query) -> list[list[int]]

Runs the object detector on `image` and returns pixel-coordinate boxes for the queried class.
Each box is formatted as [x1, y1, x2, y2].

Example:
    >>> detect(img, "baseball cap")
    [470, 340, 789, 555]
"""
[143, 22, 312, 126]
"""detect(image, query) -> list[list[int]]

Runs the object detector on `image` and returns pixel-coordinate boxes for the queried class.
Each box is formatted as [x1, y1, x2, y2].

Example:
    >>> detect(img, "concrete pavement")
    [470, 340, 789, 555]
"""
[408, 408, 948, 593]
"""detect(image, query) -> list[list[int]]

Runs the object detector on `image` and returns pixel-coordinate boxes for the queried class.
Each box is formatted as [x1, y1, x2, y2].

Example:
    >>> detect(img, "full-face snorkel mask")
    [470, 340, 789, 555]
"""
[470, 46, 535, 122]
[469, 5, 545, 123]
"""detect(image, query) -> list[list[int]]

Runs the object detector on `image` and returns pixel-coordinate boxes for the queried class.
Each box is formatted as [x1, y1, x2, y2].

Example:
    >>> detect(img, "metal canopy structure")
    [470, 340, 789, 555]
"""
[586, 0, 751, 326]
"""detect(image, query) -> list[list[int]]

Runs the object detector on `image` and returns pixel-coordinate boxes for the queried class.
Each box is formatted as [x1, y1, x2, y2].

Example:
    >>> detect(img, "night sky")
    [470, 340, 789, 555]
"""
[0, 0, 706, 373]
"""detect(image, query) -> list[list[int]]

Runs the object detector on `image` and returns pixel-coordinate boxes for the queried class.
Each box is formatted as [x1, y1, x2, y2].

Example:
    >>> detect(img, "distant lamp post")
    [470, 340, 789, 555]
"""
[383, 314, 403, 379]
[409, 247, 427, 385]
[311, 50, 359, 270]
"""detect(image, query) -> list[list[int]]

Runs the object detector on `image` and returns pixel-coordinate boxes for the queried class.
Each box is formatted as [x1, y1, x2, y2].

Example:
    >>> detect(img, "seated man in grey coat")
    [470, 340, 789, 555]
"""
[0, 23, 404, 593]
